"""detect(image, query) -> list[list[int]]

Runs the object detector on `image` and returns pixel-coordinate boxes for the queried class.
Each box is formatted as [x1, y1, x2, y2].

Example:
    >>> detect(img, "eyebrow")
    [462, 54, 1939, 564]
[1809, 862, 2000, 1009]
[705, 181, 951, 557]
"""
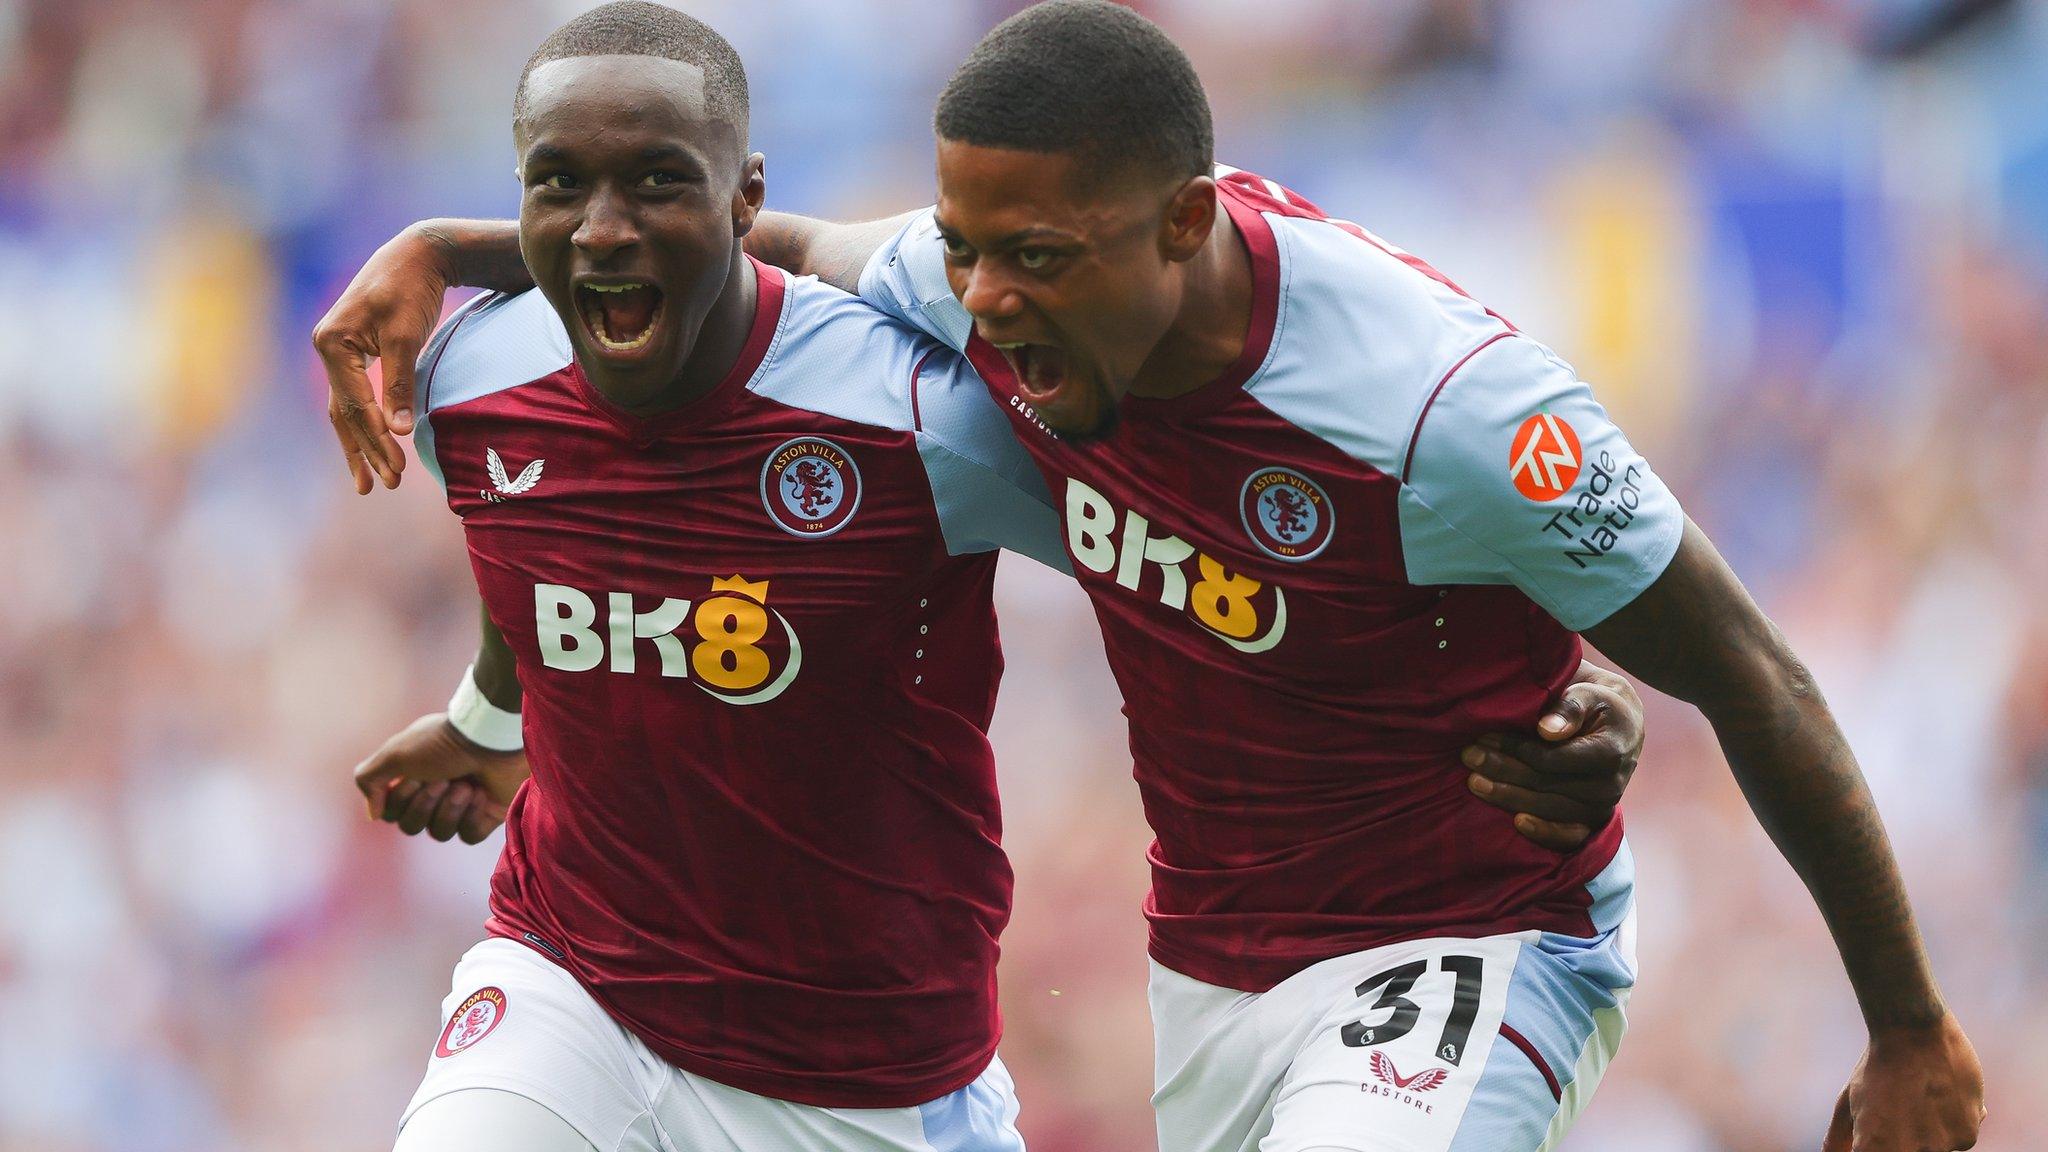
[931, 216, 1082, 250]
[523, 142, 705, 168]
[637, 144, 698, 165]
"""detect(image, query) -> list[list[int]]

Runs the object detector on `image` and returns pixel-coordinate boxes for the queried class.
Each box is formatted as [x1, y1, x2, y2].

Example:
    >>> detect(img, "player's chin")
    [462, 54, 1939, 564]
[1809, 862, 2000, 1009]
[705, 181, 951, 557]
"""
[1038, 379, 1120, 444]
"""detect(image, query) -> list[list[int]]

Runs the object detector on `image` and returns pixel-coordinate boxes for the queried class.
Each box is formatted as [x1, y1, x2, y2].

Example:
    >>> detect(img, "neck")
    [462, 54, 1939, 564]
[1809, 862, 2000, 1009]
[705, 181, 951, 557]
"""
[1127, 205, 1253, 400]
[599, 252, 758, 415]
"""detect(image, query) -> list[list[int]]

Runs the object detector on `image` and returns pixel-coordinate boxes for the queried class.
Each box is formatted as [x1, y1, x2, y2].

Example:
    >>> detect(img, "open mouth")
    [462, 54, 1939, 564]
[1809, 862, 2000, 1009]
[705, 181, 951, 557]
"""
[994, 342, 1071, 406]
[576, 282, 665, 354]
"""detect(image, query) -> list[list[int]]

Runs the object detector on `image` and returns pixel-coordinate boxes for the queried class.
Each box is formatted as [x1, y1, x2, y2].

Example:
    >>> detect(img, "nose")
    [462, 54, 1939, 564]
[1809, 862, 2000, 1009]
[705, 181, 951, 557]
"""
[572, 185, 639, 261]
[958, 263, 1025, 327]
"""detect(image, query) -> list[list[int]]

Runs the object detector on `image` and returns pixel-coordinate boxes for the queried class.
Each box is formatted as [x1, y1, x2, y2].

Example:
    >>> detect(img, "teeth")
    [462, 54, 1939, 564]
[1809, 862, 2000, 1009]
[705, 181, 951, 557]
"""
[584, 283, 649, 293]
[592, 325, 654, 352]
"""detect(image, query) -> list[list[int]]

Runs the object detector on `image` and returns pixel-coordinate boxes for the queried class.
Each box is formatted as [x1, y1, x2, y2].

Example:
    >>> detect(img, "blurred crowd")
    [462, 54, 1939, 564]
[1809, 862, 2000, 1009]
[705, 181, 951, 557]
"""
[4, 0, 2047, 1149]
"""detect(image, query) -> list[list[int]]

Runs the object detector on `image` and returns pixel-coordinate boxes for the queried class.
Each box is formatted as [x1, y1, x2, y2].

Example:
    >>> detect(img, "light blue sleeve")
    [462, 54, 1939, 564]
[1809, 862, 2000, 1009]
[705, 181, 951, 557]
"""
[410, 289, 573, 496]
[911, 347, 1071, 575]
[857, 208, 976, 355]
[1396, 333, 1684, 631]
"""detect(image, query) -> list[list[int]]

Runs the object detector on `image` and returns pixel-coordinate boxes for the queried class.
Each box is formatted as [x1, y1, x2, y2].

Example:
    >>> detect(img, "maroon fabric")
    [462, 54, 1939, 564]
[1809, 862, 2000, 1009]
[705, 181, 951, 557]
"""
[966, 177, 1620, 994]
[430, 266, 1011, 1107]
[1499, 1023, 1564, 1100]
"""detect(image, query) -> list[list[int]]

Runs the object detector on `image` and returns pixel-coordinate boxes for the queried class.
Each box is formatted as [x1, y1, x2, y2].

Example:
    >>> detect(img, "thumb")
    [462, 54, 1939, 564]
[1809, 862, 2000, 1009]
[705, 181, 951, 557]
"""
[384, 343, 420, 435]
[1537, 689, 1589, 742]
[1822, 1088, 1853, 1152]
[355, 758, 404, 819]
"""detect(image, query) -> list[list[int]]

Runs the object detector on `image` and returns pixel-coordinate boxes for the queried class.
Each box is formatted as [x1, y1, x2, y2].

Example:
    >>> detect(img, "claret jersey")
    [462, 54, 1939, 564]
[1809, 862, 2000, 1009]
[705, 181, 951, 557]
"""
[861, 169, 1685, 992]
[413, 260, 1064, 1107]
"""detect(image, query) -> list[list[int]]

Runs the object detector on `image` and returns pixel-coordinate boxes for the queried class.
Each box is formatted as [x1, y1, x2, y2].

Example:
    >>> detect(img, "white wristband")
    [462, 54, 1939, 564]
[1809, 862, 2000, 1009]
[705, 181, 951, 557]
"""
[446, 664, 523, 752]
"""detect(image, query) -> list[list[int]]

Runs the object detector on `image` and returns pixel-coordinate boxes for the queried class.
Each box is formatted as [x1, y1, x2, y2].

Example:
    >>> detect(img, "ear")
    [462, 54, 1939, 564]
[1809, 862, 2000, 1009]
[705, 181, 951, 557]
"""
[1160, 175, 1218, 264]
[733, 152, 767, 238]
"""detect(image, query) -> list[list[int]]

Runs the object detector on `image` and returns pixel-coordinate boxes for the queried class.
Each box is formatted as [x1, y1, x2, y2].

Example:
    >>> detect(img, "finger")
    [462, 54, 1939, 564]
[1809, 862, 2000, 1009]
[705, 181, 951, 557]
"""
[1511, 814, 1593, 852]
[396, 781, 449, 836]
[355, 761, 400, 818]
[381, 778, 424, 823]
[458, 797, 510, 845]
[316, 331, 404, 488]
[1474, 720, 1630, 780]
[425, 782, 476, 842]
[1535, 687, 1590, 741]
[1467, 774, 1609, 825]
[383, 339, 421, 435]
[1462, 746, 1627, 804]
[330, 413, 375, 497]
[1822, 1089, 1852, 1152]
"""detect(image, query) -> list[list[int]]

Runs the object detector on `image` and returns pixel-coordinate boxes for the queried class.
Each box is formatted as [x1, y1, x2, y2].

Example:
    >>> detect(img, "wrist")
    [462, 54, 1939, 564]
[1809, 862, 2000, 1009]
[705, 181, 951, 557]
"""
[446, 663, 523, 752]
[403, 220, 464, 287]
[1864, 996, 1949, 1036]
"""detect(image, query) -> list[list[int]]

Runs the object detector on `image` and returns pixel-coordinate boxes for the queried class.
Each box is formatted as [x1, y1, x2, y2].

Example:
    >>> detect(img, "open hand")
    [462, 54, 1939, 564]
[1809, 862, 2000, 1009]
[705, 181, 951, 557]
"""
[312, 225, 457, 494]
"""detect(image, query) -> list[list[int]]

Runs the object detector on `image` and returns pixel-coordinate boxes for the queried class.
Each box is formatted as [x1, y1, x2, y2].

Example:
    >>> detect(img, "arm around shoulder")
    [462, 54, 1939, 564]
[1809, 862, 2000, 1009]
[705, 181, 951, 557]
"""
[746, 209, 923, 293]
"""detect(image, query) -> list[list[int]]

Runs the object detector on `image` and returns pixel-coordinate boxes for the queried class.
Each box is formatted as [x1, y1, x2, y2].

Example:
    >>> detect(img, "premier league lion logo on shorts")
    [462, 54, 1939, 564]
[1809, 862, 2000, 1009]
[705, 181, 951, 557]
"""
[1240, 466, 1335, 562]
[761, 437, 862, 537]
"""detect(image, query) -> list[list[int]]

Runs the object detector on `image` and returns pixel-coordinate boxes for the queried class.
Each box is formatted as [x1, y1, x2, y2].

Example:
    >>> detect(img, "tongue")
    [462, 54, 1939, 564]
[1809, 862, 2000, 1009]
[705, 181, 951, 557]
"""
[599, 288, 657, 340]
[1018, 345, 1068, 401]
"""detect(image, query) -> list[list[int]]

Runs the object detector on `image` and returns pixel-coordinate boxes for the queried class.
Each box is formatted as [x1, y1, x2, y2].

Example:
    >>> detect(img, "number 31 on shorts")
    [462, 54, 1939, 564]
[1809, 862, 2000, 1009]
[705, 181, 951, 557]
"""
[1341, 954, 1486, 1065]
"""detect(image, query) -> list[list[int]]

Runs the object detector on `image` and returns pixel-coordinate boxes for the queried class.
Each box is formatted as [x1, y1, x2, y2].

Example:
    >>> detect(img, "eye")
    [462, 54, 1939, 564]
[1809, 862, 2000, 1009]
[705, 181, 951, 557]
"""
[540, 173, 577, 191]
[1017, 248, 1056, 271]
[640, 171, 683, 188]
[940, 234, 973, 260]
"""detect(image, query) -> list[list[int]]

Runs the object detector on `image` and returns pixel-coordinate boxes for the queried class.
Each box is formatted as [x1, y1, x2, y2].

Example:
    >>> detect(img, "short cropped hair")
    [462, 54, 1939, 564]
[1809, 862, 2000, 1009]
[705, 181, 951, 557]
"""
[515, 1, 749, 140]
[935, 0, 1213, 184]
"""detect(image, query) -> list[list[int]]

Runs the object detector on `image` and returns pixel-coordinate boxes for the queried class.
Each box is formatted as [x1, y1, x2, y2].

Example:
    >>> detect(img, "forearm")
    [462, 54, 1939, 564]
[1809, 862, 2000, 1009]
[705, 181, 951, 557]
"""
[412, 218, 531, 293]
[745, 209, 921, 293]
[1589, 523, 1943, 1030]
[1701, 645, 1943, 1029]
[473, 604, 522, 711]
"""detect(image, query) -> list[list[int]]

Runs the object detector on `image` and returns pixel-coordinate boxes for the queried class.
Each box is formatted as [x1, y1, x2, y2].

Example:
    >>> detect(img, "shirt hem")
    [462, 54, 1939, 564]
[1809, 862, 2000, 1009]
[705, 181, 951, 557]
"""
[1144, 833, 1625, 993]
[484, 922, 996, 1109]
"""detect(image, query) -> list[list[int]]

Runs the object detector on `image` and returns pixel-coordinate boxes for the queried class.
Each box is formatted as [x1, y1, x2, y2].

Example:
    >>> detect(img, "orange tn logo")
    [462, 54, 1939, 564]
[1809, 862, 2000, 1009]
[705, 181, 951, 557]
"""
[1508, 412, 1582, 502]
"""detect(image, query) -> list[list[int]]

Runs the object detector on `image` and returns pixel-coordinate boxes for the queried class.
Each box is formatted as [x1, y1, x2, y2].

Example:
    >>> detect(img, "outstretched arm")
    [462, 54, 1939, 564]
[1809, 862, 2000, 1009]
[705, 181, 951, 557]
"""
[1585, 519, 1983, 1152]
[314, 211, 917, 493]
[744, 209, 922, 292]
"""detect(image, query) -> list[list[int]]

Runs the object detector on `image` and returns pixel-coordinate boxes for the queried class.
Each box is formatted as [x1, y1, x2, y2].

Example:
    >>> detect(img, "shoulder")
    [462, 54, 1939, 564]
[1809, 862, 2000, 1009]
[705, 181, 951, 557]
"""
[749, 270, 1009, 451]
[755, 272, 1022, 466]
[748, 271, 956, 433]
[1226, 171, 1515, 477]
[854, 207, 974, 354]
[417, 289, 572, 415]
[753, 272, 1061, 566]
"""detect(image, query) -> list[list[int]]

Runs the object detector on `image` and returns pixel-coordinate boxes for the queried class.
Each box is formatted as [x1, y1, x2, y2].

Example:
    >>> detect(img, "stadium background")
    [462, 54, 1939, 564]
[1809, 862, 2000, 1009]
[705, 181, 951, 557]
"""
[4, 0, 2046, 1148]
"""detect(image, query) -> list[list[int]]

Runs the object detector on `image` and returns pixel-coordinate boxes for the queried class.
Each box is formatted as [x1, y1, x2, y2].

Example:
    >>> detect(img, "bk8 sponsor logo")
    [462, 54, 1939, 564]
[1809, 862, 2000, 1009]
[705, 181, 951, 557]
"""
[534, 575, 801, 704]
[1065, 478, 1287, 653]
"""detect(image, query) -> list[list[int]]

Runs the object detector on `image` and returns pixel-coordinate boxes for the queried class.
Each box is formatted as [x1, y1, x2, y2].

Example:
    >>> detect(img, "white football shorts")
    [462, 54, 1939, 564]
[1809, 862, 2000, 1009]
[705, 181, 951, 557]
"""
[1150, 843, 1637, 1152]
[398, 937, 1027, 1152]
